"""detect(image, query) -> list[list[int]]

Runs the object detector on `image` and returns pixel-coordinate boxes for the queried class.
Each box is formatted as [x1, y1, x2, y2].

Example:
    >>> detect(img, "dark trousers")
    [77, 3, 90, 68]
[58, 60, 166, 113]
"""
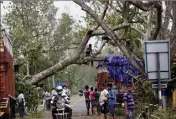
[18, 102, 25, 118]
[85, 100, 90, 114]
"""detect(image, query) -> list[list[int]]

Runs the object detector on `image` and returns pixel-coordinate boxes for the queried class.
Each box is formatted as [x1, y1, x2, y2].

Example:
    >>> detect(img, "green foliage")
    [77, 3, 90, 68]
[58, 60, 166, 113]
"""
[4, 0, 57, 111]
[29, 111, 45, 118]
[115, 107, 125, 116]
[152, 109, 176, 119]
[15, 80, 41, 112]
[51, 64, 97, 93]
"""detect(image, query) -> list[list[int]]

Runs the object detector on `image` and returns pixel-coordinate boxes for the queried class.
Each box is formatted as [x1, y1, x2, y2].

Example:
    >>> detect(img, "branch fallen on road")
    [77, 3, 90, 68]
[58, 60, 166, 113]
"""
[28, 28, 96, 85]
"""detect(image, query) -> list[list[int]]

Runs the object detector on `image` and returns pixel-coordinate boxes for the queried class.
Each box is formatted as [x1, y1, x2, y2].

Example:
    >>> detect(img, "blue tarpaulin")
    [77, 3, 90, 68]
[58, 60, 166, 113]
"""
[97, 54, 141, 85]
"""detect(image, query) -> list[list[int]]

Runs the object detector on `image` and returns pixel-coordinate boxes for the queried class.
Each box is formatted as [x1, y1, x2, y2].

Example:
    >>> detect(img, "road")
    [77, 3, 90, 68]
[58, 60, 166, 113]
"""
[41, 95, 100, 119]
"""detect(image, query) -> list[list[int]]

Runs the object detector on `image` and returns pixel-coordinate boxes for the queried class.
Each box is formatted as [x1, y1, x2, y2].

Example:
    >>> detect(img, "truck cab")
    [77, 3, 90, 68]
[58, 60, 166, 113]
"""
[0, 29, 16, 119]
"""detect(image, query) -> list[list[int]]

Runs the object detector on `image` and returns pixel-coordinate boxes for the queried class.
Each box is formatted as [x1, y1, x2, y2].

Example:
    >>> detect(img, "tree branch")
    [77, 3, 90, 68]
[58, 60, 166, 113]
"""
[28, 28, 95, 85]
[149, 2, 162, 40]
[94, 1, 109, 29]
[160, 1, 171, 40]
[129, 1, 162, 40]
[76, 40, 107, 64]
[128, 1, 156, 11]
[101, 1, 109, 21]
[91, 23, 130, 36]
[73, 0, 146, 77]
[109, 1, 122, 14]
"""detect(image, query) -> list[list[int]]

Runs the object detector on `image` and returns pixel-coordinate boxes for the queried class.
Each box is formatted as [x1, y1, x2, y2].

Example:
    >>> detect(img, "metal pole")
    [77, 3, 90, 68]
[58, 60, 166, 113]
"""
[0, 0, 2, 39]
[52, 61, 55, 88]
[156, 52, 162, 108]
[52, 75, 55, 88]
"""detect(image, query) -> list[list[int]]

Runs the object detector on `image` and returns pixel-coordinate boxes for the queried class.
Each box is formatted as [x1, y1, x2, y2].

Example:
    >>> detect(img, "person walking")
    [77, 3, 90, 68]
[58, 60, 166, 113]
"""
[123, 84, 134, 119]
[63, 85, 71, 97]
[84, 85, 90, 115]
[43, 89, 51, 110]
[17, 91, 25, 118]
[94, 87, 100, 114]
[89, 87, 95, 115]
[99, 84, 109, 119]
[107, 83, 117, 119]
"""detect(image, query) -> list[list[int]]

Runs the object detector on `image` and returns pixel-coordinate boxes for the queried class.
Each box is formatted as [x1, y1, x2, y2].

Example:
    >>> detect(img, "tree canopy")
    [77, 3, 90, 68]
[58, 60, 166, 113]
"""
[3, 0, 176, 87]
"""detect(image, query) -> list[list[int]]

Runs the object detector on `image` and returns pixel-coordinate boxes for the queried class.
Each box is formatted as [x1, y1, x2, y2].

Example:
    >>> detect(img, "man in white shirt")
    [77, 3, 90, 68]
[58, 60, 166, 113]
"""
[17, 91, 25, 118]
[99, 84, 109, 119]
[51, 88, 57, 97]
[63, 85, 71, 97]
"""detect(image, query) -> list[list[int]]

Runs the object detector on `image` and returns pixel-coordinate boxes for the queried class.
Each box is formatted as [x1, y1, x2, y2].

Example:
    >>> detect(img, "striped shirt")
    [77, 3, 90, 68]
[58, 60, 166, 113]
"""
[123, 92, 134, 110]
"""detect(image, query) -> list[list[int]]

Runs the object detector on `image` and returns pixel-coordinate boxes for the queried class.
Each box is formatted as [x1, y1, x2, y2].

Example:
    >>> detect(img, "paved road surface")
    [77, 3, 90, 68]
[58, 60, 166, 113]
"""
[20, 95, 123, 119]
[42, 95, 97, 119]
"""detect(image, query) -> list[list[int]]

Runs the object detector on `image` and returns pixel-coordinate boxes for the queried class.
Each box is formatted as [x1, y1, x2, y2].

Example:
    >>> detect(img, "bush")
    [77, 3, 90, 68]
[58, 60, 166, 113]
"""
[152, 109, 176, 119]
[115, 107, 125, 116]
[15, 81, 42, 112]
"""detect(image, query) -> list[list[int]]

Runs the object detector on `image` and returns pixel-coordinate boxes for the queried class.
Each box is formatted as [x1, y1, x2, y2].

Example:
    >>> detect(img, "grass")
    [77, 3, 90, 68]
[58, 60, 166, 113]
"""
[15, 110, 45, 119]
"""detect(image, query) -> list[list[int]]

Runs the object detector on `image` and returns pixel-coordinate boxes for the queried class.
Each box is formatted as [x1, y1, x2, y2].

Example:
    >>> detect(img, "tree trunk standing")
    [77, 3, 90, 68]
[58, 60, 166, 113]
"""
[170, 2, 176, 65]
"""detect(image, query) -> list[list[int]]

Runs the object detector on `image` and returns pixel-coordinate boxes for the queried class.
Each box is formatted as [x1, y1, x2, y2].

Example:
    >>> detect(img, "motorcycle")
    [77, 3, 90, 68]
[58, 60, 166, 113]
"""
[46, 97, 51, 110]
[78, 90, 83, 97]
[51, 94, 72, 119]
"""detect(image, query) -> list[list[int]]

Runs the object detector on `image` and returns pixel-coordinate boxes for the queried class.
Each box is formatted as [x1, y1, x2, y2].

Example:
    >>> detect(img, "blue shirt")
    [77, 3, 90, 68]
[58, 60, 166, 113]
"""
[108, 89, 117, 105]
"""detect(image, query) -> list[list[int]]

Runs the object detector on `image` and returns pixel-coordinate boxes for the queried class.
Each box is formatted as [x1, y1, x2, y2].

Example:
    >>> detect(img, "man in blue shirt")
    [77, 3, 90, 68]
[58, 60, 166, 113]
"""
[107, 83, 117, 119]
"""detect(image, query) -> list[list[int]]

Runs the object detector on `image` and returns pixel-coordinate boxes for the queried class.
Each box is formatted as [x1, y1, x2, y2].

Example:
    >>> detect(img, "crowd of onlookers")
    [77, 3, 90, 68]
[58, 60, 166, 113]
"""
[82, 83, 134, 119]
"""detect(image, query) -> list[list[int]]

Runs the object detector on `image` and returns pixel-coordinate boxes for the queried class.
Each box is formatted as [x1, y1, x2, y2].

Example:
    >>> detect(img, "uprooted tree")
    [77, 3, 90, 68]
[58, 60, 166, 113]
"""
[5, 1, 176, 85]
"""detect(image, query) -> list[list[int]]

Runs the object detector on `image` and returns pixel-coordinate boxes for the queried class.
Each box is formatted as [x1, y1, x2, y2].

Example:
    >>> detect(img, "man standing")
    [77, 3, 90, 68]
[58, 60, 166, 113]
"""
[89, 87, 95, 115]
[123, 84, 134, 119]
[99, 84, 109, 119]
[94, 88, 100, 114]
[107, 83, 117, 119]
[17, 91, 25, 118]
[63, 85, 71, 97]
[84, 85, 90, 115]
[43, 89, 51, 110]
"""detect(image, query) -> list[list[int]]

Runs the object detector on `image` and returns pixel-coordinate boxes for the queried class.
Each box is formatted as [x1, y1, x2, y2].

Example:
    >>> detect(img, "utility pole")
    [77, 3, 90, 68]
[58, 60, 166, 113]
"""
[52, 61, 55, 88]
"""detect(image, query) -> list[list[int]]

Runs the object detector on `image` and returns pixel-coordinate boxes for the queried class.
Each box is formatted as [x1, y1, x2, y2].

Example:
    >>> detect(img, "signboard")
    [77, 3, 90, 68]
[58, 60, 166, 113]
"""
[144, 40, 171, 82]
[144, 40, 171, 108]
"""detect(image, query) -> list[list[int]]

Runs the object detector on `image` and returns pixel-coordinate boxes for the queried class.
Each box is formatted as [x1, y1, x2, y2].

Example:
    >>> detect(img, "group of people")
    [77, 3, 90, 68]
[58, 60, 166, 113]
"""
[50, 85, 72, 119]
[43, 85, 71, 110]
[83, 83, 134, 119]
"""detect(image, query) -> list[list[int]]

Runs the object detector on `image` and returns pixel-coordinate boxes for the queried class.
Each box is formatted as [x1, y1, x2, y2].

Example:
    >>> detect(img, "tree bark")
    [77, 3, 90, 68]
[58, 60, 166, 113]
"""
[170, 2, 176, 65]
[160, 1, 171, 40]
